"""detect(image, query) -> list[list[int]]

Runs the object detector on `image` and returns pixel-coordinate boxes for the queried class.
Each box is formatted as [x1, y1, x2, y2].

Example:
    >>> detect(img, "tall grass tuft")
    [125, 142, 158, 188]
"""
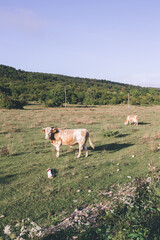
[1, 146, 9, 156]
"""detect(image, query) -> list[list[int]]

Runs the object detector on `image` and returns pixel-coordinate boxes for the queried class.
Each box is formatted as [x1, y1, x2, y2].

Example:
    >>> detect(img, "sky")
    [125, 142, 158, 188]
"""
[0, 0, 160, 88]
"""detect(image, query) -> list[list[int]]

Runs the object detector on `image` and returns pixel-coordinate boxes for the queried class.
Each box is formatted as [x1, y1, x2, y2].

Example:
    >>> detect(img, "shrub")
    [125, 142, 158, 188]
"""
[103, 129, 120, 137]
[0, 94, 26, 109]
[0, 147, 9, 156]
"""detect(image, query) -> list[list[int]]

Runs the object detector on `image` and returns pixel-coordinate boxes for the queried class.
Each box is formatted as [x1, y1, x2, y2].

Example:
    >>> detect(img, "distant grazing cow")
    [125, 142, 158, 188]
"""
[42, 127, 94, 158]
[125, 115, 138, 126]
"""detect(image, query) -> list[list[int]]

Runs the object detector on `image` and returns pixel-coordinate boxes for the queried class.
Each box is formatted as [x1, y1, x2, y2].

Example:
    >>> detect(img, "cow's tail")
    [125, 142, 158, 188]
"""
[88, 135, 95, 149]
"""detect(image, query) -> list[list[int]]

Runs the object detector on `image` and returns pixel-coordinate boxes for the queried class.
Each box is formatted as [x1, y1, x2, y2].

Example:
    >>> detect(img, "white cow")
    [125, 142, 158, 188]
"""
[42, 127, 94, 158]
[125, 115, 138, 126]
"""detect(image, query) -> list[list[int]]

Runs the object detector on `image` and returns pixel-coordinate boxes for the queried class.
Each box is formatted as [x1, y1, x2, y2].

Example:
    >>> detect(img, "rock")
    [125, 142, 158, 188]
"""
[44, 177, 152, 238]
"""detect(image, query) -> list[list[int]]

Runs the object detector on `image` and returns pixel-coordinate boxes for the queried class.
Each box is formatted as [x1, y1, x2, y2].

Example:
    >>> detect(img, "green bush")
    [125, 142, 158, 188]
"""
[0, 95, 25, 109]
[45, 99, 56, 107]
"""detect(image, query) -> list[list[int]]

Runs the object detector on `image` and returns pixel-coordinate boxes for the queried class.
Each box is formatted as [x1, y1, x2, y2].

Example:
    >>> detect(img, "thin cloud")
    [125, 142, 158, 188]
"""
[0, 7, 48, 34]
[119, 73, 160, 88]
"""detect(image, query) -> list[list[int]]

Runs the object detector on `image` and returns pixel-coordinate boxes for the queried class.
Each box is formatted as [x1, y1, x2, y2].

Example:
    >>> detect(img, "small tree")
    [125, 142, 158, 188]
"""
[0, 94, 25, 109]
[45, 86, 65, 107]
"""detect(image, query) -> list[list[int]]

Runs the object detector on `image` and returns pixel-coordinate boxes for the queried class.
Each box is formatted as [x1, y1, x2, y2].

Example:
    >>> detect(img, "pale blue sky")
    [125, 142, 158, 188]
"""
[0, 0, 160, 87]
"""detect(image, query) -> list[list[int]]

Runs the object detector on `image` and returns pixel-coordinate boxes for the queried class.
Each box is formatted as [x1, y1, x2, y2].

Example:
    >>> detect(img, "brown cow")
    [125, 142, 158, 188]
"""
[125, 115, 138, 126]
[42, 127, 94, 158]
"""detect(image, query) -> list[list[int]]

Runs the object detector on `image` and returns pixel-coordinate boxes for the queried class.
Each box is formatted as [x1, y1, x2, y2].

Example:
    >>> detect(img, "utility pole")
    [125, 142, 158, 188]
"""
[128, 92, 130, 108]
[65, 87, 67, 108]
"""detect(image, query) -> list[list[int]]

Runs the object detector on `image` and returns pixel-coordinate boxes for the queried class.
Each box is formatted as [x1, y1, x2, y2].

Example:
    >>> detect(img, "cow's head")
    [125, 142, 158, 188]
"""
[42, 127, 57, 139]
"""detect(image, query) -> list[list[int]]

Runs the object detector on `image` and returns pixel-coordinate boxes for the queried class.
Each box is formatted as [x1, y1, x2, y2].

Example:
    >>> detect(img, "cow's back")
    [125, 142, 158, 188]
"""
[55, 128, 88, 146]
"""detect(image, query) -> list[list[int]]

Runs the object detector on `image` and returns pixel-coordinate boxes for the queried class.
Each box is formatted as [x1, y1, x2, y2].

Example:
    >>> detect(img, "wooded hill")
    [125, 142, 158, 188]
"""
[0, 64, 160, 109]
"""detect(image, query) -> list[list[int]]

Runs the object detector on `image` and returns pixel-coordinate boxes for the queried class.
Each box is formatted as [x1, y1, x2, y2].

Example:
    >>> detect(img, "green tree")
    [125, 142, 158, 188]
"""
[45, 86, 64, 107]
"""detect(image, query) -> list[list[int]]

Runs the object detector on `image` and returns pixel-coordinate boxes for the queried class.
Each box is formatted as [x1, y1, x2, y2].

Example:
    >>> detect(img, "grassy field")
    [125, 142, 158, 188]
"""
[0, 103, 160, 237]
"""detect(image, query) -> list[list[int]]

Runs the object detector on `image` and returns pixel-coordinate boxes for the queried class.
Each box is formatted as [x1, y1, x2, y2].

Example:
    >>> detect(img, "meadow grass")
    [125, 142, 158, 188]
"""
[0, 103, 160, 236]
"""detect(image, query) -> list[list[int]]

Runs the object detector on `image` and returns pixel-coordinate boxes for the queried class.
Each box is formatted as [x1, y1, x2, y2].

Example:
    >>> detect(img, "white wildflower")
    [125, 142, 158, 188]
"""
[36, 230, 44, 237]
[19, 226, 27, 237]
[16, 237, 25, 240]
[31, 222, 41, 231]
[4, 225, 11, 235]
[15, 222, 20, 227]
[85, 176, 89, 179]
[146, 177, 151, 183]
[127, 176, 131, 179]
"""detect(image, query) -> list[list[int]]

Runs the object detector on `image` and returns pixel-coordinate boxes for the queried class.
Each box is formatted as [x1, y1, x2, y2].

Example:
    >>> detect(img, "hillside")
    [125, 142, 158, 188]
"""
[0, 64, 160, 108]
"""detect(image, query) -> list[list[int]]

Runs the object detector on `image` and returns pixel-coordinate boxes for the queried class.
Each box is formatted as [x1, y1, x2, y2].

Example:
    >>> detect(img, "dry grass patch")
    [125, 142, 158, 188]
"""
[71, 118, 98, 125]
[142, 131, 160, 144]
[154, 133, 160, 140]
[0, 146, 9, 156]
[0, 143, 17, 156]
[43, 185, 54, 194]
[141, 132, 150, 143]
[104, 123, 120, 130]
[148, 141, 159, 152]
[9, 128, 21, 133]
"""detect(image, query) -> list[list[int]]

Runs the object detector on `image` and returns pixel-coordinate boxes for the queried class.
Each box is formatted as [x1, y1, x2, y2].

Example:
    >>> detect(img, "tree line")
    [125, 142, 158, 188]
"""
[0, 64, 160, 109]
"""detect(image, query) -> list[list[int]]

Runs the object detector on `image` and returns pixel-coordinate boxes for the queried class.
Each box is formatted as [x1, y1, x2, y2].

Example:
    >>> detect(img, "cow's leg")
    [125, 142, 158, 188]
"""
[56, 145, 60, 157]
[84, 143, 88, 157]
[77, 144, 83, 158]
[55, 141, 61, 158]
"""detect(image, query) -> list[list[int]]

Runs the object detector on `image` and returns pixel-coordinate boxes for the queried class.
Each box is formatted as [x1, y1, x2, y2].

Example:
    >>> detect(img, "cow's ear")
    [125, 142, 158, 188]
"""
[52, 128, 57, 133]
[42, 128, 45, 133]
